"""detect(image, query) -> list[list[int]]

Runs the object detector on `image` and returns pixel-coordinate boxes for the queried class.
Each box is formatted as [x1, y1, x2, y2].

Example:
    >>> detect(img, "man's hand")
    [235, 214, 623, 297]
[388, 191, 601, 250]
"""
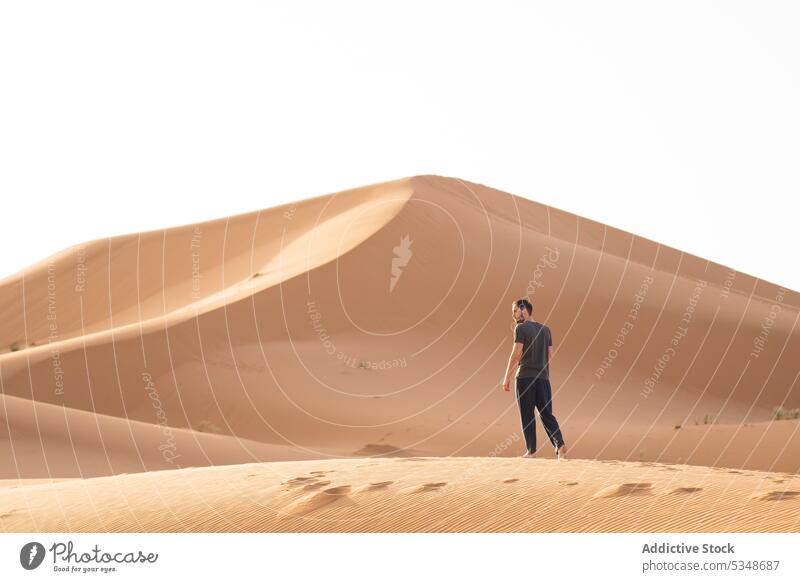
[504, 342, 522, 394]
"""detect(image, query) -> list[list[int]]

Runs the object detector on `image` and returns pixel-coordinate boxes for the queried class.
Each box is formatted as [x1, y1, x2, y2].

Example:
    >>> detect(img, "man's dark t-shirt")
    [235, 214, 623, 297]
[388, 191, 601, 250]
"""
[514, 320, 552, 379]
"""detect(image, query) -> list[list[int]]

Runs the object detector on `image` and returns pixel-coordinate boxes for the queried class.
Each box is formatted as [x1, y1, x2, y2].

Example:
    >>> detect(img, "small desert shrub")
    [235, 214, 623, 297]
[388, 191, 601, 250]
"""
[196, 420, 223, 434]
[773, 406, 800, 421]
[9, 341, 22, 352]
[674, 424, 681, 430]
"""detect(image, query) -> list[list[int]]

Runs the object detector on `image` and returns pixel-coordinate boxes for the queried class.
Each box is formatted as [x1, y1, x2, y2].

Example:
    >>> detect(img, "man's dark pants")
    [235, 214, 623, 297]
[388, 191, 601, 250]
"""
[515, 375, 565, 454]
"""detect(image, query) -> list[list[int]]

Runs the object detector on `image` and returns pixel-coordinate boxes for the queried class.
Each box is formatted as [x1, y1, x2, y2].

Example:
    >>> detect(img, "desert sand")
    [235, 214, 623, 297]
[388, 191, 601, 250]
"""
[1, 175, 798, 532]
[2, 458, 799, 532]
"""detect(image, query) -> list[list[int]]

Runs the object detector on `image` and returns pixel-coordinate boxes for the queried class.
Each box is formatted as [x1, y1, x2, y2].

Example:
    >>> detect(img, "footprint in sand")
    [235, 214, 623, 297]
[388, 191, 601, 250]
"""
[751, 490, 800, 502]
[283, 485, 353, 517]
[353, 481, 394, 493]
[399, 482, 448, 494]
[310, 471, 333, 475]
[593, 483, 653, 498]
[502, 478, 520, 484]
[659, 467, 680, 472]
[727, 470, 743, 475]
[282, 476, 316, 485]
[558, 480, 579, 486]
[666, 486, 703, 495]
[301, 480, 332, 491]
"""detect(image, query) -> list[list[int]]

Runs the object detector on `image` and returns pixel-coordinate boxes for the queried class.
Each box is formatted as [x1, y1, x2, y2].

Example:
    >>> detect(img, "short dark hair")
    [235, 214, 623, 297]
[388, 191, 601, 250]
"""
[514, 298, 532, 315]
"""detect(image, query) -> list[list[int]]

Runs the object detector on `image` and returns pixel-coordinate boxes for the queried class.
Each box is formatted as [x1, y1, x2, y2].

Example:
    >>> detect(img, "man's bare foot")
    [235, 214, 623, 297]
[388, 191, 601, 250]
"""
[521, 451, 536, 458]
[557, 445, 567, 459]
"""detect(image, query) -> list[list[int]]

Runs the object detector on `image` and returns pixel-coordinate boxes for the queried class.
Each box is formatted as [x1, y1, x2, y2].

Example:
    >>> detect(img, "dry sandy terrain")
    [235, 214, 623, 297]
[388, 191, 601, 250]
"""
[2, 457, 799, 532]
[1, 175, 798, 532]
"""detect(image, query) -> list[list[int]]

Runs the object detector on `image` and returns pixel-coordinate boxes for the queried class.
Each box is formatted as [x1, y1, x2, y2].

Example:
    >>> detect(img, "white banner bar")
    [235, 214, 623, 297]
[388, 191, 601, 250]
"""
[1, 533, 799, 581]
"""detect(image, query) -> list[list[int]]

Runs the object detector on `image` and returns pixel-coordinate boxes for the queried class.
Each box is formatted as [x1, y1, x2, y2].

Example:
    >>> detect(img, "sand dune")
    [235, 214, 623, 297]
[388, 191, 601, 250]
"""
[0, 392, 332, 478]
[2, 457, 799, 532]
[0, 175, 798, 531]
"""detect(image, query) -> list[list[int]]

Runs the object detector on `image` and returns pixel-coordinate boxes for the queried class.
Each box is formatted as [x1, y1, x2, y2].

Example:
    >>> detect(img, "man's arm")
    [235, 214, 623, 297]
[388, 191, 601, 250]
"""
[503, 342, 523, 391]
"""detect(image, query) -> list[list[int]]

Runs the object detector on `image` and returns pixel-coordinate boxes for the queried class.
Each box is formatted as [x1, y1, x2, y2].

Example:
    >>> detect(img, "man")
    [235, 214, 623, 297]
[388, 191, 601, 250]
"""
[502, 298, 567, 459]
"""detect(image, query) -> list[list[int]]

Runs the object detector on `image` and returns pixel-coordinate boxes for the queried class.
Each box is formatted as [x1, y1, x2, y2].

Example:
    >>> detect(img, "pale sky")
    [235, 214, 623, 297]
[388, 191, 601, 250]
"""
[1, 1, 798, 290]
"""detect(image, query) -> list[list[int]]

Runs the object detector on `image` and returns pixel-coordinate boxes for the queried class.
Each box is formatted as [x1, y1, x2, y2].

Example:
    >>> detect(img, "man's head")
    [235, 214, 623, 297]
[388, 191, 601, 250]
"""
[512, 298, 533, 323]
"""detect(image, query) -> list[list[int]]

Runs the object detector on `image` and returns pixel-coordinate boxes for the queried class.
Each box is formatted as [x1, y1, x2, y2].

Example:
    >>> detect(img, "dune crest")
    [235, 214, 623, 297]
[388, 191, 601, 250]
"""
[2, 458, 798, 532]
